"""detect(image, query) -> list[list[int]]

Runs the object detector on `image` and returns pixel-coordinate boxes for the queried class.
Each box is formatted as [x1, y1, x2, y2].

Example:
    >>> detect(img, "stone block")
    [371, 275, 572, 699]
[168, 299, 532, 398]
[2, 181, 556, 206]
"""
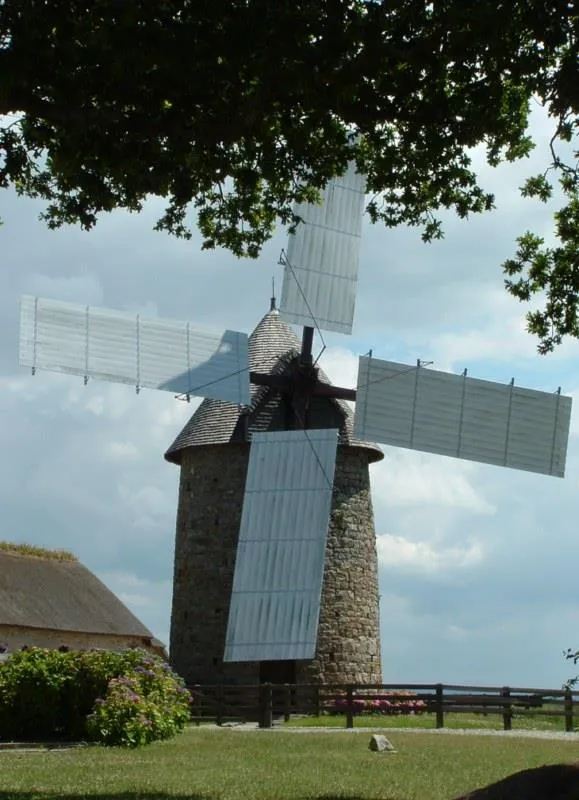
[369, 734, 396, 753]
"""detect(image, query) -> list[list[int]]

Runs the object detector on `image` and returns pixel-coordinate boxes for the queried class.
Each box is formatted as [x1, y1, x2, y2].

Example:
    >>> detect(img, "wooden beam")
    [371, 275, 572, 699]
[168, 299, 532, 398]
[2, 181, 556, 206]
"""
[313, 382, 357, 402]
[249, 371, 357, 402]
[300, 326, 314, 365]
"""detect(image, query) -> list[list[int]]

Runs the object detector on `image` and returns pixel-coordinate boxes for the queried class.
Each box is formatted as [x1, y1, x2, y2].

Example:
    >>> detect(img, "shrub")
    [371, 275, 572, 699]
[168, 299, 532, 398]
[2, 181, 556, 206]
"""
[86, 656, 191, 747]
[0, 646, 78, 740]
[0, 647, 191, 746]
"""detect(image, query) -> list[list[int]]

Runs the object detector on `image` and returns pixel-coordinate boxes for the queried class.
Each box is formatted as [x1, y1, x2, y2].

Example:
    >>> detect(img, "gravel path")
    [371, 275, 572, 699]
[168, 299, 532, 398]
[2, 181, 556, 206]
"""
[200, 722, 579, 741]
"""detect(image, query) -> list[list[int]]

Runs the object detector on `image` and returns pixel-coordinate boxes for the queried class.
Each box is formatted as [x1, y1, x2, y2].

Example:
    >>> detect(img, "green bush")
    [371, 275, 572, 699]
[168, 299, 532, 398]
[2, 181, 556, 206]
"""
[85, 658, 191, 747]
[0, 647, 78, 739]
[0, 647, 191, 746]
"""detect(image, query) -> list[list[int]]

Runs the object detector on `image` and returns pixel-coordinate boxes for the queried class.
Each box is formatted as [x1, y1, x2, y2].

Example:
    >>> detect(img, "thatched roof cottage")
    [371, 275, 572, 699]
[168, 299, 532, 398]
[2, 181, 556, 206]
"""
[0, 543, 165, 657]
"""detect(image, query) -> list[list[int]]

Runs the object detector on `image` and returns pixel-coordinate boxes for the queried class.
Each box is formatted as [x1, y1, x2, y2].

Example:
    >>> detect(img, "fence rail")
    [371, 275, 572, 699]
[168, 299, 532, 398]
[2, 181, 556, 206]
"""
[187, 682, 579, 732]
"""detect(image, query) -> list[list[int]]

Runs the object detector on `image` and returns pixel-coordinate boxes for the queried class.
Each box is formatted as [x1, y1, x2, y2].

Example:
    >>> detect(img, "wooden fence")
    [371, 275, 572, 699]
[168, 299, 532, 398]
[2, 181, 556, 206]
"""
[188, 682, 579, 732]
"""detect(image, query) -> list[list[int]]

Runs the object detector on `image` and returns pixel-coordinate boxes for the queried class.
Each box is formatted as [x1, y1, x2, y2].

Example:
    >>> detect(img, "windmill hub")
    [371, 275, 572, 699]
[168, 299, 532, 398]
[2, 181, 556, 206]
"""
[249, 362, 357, 403]
[288, 360, 319, 394]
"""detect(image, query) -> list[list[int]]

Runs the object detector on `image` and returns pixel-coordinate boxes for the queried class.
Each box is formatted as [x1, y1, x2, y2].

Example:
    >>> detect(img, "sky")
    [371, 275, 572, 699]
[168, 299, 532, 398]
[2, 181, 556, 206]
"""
[2, 107, 579, 690]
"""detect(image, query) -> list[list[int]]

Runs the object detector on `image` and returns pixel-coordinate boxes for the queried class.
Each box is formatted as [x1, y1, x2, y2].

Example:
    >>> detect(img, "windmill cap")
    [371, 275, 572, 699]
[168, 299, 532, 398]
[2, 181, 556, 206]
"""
[164, 305, 383, 464]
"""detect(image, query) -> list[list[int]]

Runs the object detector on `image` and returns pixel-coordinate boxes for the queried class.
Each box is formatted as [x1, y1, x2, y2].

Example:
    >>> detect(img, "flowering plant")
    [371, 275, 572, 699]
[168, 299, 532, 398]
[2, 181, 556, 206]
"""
[0, 646, 191, 746]
[331, 690, 426, 716]
[86, 654, 191, 747]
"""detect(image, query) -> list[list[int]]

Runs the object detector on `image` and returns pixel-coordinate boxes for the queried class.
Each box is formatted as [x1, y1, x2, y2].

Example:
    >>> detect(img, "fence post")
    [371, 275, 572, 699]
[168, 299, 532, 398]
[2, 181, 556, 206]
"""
[435, 684, 444, 729]
[283, 683, 291, 723]
[564, 688, 573, 732]
[191, 684, 201, 726]
[259, 683, 273, 729]
[346, 685, 354, 729]
[216, 684, 224, 727]
[501, 686, 512, 731]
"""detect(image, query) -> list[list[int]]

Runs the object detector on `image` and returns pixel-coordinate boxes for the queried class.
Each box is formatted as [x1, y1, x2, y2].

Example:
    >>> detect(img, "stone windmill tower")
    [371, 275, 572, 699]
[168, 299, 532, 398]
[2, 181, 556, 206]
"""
[165, 298, 384, 686]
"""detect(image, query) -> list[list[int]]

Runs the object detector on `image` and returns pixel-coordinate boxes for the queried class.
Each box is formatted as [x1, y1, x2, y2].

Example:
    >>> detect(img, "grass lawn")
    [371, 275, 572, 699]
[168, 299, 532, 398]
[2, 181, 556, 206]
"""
[1, 726, 579, 800]
[283, 710, 572, 732]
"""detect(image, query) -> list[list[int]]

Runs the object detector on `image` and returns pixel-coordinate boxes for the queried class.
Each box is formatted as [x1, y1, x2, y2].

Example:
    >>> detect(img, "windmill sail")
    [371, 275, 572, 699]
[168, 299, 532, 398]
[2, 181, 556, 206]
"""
[224, 429, 339, 662]
[279, 161, 366, 335]
[354, 356, 572, 478]
[19, 295, 250, 405]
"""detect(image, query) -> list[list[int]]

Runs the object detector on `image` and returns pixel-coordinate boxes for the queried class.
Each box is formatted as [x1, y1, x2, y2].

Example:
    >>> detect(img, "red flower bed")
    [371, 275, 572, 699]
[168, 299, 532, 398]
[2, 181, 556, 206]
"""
[330, 691, 427, 716]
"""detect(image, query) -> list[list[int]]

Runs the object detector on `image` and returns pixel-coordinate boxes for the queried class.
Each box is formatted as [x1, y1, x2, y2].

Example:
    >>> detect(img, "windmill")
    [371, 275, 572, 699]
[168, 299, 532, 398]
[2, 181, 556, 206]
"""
[18, 155, 572, 684]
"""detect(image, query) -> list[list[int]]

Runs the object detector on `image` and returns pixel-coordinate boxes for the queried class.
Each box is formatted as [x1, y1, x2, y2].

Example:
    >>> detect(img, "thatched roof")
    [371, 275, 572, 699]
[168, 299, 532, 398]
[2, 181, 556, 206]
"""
[0, 549, 155, 639]
[165, 304, 383, 464]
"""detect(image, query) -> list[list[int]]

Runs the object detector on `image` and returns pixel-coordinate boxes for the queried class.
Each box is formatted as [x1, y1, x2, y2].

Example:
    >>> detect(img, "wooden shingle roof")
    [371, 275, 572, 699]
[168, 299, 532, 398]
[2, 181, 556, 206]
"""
[165, 305, 383, 464]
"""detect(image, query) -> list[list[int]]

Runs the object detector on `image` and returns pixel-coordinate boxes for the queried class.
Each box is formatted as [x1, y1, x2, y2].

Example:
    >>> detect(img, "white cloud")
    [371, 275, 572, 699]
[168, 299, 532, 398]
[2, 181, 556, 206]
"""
[107, 441, 140, 460]
[22, 272, 104, 305]
[318, 346, 359, 390]
[371, 450, 496, 515]
[97, 571, 172, 644]
[118, 485, 173, 529]
[84, 395, 105, 416]
[429, 289, 579, 372]
[376, 533, 485, 573]
[444, 625, 469, 640]
[429, 292, 537, 369]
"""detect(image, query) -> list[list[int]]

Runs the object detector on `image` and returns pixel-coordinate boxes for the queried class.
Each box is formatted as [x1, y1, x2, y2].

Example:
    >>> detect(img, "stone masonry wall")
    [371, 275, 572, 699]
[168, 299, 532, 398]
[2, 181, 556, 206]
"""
[298, 449, 382, 684]
[169, 444, 258, 686]
[169, 444, 382, 686]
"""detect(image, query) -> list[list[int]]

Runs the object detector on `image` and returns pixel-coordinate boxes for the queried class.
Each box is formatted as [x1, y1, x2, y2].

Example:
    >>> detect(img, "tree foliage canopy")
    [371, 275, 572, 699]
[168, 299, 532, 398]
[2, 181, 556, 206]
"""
[0, 1, 578, 351]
